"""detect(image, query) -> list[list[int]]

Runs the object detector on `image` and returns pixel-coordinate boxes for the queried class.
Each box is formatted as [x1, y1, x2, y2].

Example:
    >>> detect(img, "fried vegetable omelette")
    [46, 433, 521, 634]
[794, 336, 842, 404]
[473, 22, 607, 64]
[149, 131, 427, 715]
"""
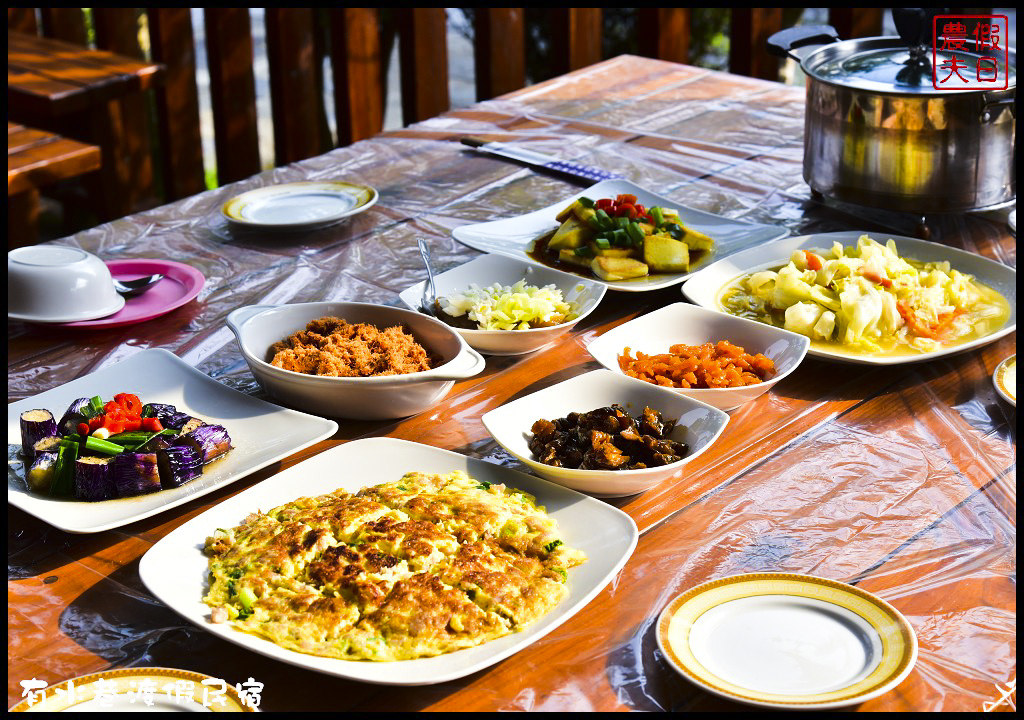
[203, 470, 586, 661]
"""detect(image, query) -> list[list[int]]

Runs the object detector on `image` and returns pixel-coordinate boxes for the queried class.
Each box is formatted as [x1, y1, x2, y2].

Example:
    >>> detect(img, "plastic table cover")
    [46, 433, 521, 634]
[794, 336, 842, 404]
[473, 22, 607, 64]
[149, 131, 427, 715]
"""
[8, 56, 1016, 712]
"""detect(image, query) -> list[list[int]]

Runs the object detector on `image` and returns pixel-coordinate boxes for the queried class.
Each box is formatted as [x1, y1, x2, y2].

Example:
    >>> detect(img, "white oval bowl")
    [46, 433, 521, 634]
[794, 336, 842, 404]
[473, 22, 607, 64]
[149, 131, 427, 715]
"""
[226, 301, 485, 420]
[8, 245, 125, 323]
[399, 253, 607, 356]
[585, 303, 810, 412]
[481, 369, 729, 497]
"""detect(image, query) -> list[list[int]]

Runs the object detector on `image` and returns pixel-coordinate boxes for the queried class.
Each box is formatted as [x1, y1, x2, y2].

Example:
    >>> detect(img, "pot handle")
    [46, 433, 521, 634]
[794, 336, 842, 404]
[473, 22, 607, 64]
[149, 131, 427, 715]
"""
[767, 24, 841, 62]
[982, 91, 1016, 122]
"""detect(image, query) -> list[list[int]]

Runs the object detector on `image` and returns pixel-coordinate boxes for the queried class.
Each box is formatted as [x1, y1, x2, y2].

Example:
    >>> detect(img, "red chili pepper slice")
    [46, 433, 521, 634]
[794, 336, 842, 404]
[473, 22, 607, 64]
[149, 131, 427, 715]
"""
[141, 417, 164, 433]
[595, 198, 614, 210]
[617, 203, 637, 219]
[616, 193, 638, 205]
[114, 393, 142, 415]
[77, 422, 91, 437]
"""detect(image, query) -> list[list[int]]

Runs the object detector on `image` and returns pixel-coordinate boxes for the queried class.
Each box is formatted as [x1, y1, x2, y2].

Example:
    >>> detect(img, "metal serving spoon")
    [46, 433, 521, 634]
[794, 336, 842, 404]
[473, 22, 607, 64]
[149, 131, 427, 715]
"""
[113, 273, 164, 298]
[417, 238, 438, 317]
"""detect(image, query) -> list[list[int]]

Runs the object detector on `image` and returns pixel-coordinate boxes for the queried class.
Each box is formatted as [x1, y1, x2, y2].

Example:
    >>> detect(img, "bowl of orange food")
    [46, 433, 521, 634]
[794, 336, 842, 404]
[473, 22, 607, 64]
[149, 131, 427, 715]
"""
[226, 302, 485, 419]
[585, 303, 809, 412]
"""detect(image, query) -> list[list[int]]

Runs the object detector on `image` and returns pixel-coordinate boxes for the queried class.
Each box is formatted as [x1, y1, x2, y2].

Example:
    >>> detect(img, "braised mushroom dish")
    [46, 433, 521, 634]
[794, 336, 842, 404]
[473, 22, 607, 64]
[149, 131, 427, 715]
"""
[528, 404, 689, 471]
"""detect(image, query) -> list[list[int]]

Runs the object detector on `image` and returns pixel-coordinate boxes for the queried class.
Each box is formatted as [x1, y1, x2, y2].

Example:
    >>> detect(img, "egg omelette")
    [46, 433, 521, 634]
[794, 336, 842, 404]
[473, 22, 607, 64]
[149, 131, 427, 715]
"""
[203, 470, 585, 661]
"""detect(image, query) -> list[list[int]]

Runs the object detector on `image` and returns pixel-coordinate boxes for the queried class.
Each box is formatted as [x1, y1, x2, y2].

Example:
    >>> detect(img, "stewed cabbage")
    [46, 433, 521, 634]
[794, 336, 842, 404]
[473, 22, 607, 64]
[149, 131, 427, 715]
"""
[719, 235, 1010, 355]
[439, 279, 580, 331]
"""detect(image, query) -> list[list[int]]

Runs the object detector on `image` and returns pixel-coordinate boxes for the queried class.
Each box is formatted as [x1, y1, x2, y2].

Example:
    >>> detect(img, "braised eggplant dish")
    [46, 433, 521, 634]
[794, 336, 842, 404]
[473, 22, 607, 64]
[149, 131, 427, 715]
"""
[18, 392, 232, 502]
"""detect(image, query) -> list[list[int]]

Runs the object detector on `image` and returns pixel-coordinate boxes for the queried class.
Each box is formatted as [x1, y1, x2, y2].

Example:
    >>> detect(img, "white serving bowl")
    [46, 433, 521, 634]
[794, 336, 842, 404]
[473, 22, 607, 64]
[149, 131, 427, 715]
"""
[398, 253, 606, 356]
[226, 301, 486, 420]
[481, 369, 729, 497]
[8, 245, 125, 323]
[585, 303, 810, 412]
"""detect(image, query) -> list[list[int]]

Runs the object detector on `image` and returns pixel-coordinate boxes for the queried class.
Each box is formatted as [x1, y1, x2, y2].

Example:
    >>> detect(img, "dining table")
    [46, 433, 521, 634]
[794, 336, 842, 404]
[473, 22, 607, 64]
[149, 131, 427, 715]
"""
[7, 54, 1016, 712]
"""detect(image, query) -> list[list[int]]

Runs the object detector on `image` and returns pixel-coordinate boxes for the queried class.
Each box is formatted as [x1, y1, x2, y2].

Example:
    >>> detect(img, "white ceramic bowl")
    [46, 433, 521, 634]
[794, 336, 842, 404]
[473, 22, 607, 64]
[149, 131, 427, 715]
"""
[585, 303, 810, 412]
[226, 301, 486, 420]
[8, 245, 125, 323]
[399, 253, 607, 356]
[481, 369, 729, 497]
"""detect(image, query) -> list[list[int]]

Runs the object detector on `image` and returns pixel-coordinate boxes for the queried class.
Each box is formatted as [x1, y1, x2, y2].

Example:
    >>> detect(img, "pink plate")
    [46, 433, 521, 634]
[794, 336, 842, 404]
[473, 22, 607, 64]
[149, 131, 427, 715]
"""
[55, 259, 205, 329]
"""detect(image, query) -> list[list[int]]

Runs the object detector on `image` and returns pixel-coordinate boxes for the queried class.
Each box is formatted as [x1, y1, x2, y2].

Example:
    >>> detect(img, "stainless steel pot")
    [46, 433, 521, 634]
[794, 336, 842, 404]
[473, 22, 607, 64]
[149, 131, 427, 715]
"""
[768, 18, 1016, 214]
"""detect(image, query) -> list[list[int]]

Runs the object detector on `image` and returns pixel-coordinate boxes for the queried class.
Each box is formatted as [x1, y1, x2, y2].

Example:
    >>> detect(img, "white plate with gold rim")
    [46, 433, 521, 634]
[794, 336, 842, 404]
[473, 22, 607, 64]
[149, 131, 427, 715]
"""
[656, 573, 917, 710]
[994, 354, 1016, 406]
[9, 667, 255, 712]
[222, 181, 378, 231]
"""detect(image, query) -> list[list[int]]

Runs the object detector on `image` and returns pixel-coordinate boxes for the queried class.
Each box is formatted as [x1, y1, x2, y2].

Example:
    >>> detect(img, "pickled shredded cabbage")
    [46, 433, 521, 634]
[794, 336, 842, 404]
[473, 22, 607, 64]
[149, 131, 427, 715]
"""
[439, 280, 580, 331]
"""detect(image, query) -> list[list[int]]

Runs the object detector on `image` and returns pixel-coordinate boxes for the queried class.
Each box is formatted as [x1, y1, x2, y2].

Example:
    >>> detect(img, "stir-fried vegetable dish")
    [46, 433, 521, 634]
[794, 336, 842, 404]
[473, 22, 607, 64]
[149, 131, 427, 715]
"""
[719, 234, 1011, 355]
[19, 393, 232, 501]
[531, 193, 714, 281]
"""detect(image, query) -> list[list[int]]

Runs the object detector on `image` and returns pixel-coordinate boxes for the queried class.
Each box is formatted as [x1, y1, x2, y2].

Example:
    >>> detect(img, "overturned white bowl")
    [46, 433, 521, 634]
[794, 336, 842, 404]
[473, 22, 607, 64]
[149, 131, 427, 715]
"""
[399, 253, 607, 356]
[481, 369, 729, 497]
[8, 245, 125, 323]
[226, 301, 486, 420]
[586, 303, 810, 412]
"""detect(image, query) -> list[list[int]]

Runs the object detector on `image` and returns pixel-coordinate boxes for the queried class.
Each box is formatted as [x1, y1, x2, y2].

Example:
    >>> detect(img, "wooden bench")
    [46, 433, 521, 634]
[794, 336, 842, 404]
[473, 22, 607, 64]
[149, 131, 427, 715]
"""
[8, 122, 100, 248]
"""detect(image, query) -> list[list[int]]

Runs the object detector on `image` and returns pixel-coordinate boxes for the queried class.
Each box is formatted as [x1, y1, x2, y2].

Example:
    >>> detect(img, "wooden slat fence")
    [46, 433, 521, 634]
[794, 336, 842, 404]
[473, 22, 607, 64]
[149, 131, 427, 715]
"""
[6, 8, 889, 220]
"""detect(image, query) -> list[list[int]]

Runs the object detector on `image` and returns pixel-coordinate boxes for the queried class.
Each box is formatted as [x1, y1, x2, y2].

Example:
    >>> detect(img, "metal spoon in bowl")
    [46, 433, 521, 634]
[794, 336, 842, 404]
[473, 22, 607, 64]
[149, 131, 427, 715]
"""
[417, 238, 438, 317]
[113, 273, 164, 298]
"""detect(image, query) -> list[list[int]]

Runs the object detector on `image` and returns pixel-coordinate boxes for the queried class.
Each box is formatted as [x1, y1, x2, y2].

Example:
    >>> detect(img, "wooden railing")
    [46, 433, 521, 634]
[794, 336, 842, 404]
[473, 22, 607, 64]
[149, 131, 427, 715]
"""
[7, 8, 885, 218]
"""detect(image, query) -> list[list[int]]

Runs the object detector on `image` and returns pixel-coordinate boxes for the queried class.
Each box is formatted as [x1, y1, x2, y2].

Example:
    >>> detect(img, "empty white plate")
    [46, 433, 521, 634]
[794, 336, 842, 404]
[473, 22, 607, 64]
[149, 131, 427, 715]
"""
[222, 181, 378, 230]
[657, 573, 917, 709]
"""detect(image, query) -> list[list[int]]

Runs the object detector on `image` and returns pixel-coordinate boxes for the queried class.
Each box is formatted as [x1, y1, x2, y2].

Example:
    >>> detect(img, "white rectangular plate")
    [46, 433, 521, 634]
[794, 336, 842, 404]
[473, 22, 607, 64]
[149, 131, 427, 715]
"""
[451, 178, 789, 292]
[139, 437, 639, 685]
[8, 349, 338, 533]
[682, 230, 1017, 365]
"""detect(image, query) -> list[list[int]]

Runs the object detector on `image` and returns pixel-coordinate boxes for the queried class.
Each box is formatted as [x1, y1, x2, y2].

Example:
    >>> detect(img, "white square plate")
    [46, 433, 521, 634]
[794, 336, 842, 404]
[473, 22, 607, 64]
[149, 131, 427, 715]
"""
[398, 253, 607, 356]
[682, 231, 1017, 365]
[451, 179, 789, 292]
[8, 349, 338, 533]
[139, 437, 639, 685]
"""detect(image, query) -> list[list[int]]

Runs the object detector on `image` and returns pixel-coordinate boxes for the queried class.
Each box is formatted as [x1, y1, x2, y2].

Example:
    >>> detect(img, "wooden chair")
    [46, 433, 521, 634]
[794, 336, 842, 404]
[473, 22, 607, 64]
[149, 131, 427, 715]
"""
[8, 122, 100, 248]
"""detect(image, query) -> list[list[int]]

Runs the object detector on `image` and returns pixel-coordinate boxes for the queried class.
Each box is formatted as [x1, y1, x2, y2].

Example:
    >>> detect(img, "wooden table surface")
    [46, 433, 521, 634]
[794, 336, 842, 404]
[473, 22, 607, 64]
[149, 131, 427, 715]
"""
[7, 56, 1016, 712]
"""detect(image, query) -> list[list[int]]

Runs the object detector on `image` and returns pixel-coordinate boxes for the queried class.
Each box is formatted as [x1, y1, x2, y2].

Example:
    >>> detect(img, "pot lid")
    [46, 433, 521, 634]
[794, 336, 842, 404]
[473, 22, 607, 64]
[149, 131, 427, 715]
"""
[804, 37, 1016, 94]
